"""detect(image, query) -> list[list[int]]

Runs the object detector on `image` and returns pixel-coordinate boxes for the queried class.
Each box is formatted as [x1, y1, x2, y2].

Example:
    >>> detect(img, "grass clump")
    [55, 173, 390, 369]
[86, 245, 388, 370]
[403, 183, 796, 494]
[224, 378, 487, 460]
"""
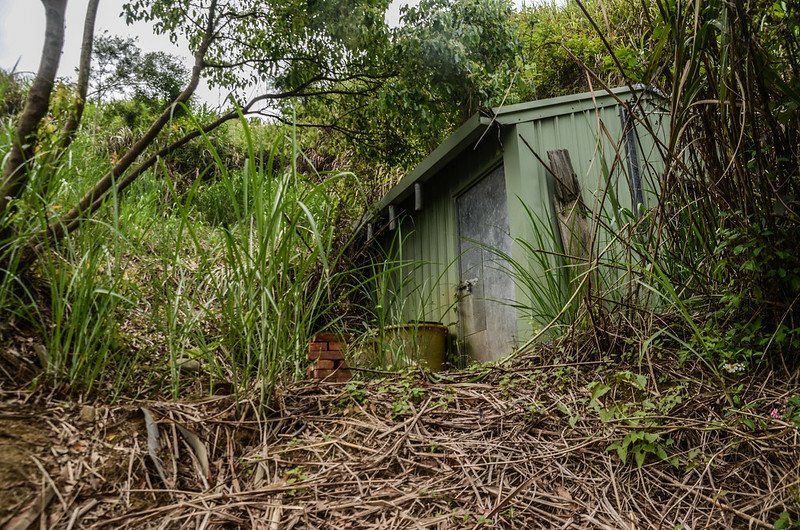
[0, 111, 380, 401]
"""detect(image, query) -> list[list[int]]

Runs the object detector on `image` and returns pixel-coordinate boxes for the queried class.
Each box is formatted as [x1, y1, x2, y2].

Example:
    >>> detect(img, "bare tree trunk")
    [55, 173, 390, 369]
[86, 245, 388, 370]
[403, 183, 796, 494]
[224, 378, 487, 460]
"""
[0, 0, 67, 215]
[58, 0, 100, 155]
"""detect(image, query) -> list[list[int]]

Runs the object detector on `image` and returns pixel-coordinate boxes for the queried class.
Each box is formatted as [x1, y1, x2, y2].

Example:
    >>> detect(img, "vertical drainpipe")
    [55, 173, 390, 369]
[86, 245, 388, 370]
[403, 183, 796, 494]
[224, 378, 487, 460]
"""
[388, 205, 396, 231]
[619, 106, 644, 214]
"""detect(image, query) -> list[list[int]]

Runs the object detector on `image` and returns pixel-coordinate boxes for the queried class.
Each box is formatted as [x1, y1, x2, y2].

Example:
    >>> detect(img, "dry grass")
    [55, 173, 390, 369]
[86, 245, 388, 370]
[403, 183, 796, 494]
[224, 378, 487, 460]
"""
[1, 345, 798, 529]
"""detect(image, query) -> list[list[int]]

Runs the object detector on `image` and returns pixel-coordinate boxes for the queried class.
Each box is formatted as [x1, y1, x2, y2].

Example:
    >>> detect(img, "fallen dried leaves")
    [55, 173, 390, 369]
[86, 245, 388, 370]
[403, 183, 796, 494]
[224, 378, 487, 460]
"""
[1, 351, 798, 529]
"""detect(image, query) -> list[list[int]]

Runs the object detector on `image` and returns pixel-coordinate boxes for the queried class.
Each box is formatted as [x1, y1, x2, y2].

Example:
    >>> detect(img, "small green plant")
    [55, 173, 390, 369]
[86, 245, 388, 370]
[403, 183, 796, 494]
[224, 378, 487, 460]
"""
[784, 395, 800, 429]
[388, 375, 426, 418]
[773, 511, 796, 530]
[499, 373, 517, 398]
[391, 399, 411, 418]
[285, 466, 308, 485]
[611, 371, 648, 391]
[474, 515, 491, 526]
[344, 381, 368, 405]
[552, 365, 579, 389]
[587, 381, 611, 409]
[607, 431, 677, 468]
[284, 465, 309, 497]
[555, 401, 580, 428]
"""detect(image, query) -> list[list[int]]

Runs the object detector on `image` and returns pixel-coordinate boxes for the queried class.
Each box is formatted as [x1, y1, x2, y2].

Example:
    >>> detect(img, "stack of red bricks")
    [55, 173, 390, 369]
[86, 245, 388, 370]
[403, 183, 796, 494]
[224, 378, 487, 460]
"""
[307, 332, 352, 383]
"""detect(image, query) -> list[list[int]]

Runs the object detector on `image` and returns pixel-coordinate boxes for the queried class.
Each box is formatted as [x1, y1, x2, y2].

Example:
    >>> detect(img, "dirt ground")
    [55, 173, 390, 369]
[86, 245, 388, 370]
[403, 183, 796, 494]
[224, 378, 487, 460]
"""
[0, 391, 151, 529]
[0, 414, 52, 524]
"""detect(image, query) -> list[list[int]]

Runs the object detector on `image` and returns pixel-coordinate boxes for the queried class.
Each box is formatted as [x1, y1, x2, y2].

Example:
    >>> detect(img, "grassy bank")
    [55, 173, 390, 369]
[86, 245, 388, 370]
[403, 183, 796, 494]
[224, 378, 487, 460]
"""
[0, 115, 390, 400]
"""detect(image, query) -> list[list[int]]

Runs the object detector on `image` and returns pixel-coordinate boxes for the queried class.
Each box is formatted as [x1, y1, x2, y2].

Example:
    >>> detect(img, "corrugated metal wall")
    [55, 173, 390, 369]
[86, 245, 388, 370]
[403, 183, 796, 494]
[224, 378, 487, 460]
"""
[506, 92, 666, 338]
[386, 135, 504, 338]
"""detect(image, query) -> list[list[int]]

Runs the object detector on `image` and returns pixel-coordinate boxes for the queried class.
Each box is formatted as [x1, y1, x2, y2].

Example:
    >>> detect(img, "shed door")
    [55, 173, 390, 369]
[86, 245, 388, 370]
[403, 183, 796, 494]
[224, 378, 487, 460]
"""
[456, 166, 518, 362]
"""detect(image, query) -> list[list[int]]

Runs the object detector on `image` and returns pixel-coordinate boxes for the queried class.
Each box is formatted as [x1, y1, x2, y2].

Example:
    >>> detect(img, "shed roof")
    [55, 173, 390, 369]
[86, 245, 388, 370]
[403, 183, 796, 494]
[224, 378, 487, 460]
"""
[376, 85, 649, 213]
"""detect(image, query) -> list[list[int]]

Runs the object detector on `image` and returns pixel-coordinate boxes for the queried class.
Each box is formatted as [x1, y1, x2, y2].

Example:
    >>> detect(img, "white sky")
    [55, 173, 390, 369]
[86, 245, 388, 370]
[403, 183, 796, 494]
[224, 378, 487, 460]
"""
[0, 0, 528, 107]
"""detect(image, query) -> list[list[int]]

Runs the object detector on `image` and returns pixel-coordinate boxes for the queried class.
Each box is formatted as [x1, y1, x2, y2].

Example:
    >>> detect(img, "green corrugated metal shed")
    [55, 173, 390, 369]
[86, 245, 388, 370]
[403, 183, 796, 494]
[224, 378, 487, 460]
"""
[374, 86, 667, 363]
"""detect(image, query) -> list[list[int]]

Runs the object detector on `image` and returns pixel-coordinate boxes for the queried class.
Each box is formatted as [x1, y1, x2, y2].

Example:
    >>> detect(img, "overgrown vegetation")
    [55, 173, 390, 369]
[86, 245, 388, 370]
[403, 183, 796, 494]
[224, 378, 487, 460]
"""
[0, 0, 796, 394]
[0, 0, 798, 526]
[0, 0, 796, 406]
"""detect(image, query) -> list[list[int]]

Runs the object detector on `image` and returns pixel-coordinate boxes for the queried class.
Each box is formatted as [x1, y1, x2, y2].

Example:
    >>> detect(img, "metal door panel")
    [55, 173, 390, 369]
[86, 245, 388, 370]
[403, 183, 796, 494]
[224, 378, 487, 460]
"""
[456, 166, 518, 361]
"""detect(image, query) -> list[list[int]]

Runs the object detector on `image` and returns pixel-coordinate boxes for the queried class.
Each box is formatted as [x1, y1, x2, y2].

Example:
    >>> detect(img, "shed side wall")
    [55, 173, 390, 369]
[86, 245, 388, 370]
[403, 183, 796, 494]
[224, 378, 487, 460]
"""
[505, 94, 666, 341]
[379, 90, 669, 358]
[387, 136, 504, 341]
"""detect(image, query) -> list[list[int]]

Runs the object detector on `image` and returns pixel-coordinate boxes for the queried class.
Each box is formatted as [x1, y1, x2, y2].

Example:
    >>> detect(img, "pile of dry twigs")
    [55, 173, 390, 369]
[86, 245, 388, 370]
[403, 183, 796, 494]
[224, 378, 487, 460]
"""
[1, 347, 798, 529]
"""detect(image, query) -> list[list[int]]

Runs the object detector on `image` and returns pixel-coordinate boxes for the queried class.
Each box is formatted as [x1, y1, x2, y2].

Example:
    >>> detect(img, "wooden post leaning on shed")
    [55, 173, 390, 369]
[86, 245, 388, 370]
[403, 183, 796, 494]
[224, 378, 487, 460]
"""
[547, 149, 592, 293]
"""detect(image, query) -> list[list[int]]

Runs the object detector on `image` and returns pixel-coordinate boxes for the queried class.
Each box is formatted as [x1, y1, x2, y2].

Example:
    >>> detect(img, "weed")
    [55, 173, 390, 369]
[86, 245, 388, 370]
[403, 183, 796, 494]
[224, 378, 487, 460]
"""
[774, 511, 796, 530]
[284, 465, 309, 497]
[387, 374, 426, 418]
[784, 395, 800, 430]
[498, 373, 517, 398]
[38, 227, 132, 394]
[391, 399, 411, 418]
[607, 431, 677, 468]
[344, 381, 368, 405]
[555, 401, 580, 428]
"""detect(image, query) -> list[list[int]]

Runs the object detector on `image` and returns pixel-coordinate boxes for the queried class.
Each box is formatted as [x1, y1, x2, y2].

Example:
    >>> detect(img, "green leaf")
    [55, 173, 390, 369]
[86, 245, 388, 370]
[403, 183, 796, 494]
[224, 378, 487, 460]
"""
[598, 408, 616, 422]
[589, 381, 612, 402]
[608, 442, 628, 464]
[773, 511, 792, 530]
[634, 448, 646, 468]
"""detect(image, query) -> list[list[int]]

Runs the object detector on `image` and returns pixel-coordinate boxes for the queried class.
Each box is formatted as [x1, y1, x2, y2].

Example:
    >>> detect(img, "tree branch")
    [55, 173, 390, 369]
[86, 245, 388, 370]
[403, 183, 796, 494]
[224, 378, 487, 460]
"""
[45, 74, 383, 241]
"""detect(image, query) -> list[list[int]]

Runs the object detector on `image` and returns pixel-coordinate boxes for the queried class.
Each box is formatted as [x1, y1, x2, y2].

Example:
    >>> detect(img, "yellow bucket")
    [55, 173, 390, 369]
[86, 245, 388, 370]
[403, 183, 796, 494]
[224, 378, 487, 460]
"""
[381, 322, 448, 371]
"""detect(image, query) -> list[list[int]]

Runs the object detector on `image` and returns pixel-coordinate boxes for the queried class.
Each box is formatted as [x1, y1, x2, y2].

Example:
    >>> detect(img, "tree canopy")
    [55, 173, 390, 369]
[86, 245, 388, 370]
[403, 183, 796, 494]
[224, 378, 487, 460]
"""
[91, 33, 189, 104]
[291, 0, 521, 172]
[122, 0, 393, 112]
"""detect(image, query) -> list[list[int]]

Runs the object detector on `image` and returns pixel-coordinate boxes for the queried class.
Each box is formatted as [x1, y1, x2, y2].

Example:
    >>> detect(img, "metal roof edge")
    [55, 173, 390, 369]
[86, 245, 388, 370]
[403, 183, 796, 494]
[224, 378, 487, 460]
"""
[491, 84, 650, 118]
[373, 85, 662, 216]
[375, 113, 491, 212]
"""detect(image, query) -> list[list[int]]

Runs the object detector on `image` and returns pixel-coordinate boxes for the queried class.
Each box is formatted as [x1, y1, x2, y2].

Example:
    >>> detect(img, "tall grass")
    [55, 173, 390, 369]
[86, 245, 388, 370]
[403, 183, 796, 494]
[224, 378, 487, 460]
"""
[490, 201, 578, 334]
[37, 220, 132, 393]
[634, 0, 800, 368]
[0, 106, 392, 399]
[505, 0, 800, 371]
[0, 122, 139, 394]
[150, 116, 377, 400]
